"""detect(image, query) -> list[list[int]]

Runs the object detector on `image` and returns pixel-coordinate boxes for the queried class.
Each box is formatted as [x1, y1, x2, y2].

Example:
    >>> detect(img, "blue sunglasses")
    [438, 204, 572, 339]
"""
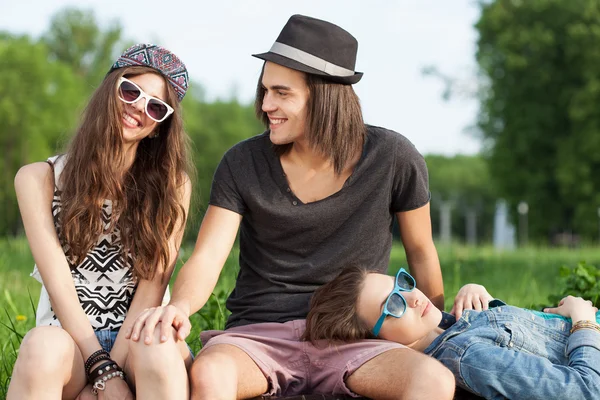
[372, 268, 416, 337]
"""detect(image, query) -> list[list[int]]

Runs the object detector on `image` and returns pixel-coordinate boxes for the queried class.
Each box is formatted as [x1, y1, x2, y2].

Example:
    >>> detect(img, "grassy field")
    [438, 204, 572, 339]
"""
[1, 237, 599, 397]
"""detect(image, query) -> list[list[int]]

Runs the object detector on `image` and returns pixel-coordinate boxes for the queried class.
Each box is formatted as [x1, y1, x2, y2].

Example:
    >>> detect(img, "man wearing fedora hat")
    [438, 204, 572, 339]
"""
[129, 14, 454, 400]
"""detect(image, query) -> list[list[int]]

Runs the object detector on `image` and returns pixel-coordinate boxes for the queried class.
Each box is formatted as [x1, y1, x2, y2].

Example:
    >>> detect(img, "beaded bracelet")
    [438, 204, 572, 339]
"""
[570, 320, 600, 334]
[92, 369, 125, 395]
[90, 361, 124, 392]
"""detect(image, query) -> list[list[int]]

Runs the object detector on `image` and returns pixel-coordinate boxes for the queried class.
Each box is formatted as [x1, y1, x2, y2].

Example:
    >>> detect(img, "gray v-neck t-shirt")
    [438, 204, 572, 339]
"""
[209, 125, 430, 329]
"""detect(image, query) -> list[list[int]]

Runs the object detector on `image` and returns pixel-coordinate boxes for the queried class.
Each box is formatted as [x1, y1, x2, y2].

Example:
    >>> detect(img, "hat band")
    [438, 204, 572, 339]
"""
[269, 42, 355, 77]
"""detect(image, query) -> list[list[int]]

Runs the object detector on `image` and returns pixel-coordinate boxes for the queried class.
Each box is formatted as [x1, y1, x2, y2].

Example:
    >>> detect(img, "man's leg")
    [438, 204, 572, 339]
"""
[346, 348, 455, 400]
[190, 344, 269, 400]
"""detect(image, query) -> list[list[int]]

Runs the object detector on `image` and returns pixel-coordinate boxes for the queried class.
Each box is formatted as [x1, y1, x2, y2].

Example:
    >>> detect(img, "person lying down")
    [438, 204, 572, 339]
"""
[303, 265, 600, 400]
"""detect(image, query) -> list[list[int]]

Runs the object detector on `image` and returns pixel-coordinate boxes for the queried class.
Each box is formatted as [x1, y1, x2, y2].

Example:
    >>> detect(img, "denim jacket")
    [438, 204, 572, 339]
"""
[424, 301, 600, 400]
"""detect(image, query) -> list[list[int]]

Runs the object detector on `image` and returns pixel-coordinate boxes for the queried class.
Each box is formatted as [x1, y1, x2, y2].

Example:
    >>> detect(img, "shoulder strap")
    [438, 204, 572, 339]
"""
[45, 155, 67, 191]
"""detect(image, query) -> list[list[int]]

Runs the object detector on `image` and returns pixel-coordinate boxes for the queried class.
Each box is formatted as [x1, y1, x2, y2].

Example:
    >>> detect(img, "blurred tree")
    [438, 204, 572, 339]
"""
[43, 8, 126, 85]
[0, 34, 85, 235]
[0, 7, 263, 239]
[182, 92, 264, 240]
[476, 0, 600, 242]
[425, 154, 496, 243]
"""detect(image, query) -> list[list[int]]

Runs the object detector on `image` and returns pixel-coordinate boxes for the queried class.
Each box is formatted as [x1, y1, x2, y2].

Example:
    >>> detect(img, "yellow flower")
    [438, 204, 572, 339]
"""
[16, 315, 27, 322]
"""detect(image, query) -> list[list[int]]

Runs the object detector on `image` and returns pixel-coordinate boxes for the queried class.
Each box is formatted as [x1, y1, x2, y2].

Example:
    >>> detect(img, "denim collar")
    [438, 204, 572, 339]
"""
[437, 298, 507, 330]
[424, 312, 462, 355]
[424, 299, 508, 355]
[439, 311, 457, 329]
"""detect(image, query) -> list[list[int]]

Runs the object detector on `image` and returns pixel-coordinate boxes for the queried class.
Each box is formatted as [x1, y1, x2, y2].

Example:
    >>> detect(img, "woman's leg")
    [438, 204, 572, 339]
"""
[126, 325, 192, 400]
[7, 326, 88, 400]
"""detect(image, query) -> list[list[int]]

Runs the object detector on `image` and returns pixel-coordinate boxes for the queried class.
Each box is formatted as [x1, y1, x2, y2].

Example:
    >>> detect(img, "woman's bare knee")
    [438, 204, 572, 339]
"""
[15, 327, 77, 379]
[128, 326, 185, 377]
[8, 326, 85, 399]
[127, 326, 189, 399]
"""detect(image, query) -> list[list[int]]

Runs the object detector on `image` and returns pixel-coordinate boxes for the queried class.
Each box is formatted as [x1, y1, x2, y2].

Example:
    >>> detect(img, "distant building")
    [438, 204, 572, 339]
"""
[493, 200, 515, 250]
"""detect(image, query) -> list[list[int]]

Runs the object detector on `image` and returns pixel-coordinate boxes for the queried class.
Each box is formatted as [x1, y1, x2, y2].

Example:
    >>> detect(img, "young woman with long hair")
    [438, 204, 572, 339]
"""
[8, 44, 194, 400]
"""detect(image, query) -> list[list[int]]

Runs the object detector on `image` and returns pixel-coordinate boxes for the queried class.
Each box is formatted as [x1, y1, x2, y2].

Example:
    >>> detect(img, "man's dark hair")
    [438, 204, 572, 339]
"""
[255, 68, 366, 175]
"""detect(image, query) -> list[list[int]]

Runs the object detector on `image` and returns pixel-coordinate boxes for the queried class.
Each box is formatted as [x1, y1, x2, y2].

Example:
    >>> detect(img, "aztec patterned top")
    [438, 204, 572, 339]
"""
[31, 155, 169, 330]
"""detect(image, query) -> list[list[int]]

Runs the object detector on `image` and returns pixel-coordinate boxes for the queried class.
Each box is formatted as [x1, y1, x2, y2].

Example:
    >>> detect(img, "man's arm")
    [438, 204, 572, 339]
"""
[396, 202, 444, 310]
[170, 204, 242, 318]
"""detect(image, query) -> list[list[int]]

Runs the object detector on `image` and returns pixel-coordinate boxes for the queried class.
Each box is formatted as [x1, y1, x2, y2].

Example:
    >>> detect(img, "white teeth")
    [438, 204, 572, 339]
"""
[123, 112, 140, 127]
[270, 118, 285, 125]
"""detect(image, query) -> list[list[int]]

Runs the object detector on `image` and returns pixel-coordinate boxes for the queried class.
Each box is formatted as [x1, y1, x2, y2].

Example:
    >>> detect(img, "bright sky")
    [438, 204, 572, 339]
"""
[1, 0, 481, 155]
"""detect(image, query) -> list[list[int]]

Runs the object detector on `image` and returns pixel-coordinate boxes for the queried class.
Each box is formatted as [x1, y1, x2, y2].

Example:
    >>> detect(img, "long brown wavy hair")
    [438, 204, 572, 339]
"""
[59, 65, 192, 280]
[303, 265, 375, 344]
[255, 66, 366, 175]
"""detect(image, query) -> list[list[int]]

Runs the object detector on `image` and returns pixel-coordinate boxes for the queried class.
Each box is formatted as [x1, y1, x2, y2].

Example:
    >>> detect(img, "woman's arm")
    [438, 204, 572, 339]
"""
[15, 163, 102, 361]
[108, 176, 192, 366]
[448, 328, 600, 400]
[448, 297, 600, 400]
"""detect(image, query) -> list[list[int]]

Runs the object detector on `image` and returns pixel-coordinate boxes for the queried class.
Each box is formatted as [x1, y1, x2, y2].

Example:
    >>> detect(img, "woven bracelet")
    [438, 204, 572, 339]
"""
[84, 349, 110, 373]
[570, 320, 600, 334]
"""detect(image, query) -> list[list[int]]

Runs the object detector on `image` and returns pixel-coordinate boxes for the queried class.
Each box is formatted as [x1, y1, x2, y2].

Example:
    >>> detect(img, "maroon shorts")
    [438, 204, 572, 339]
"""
[200, 319, 405, 397]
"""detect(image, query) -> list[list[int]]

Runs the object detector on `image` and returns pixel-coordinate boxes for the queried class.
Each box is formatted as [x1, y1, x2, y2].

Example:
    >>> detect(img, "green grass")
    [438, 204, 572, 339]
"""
[0, 238, 239, 398]
[1, 237, 599, 398]
[391, 244, 600, 310]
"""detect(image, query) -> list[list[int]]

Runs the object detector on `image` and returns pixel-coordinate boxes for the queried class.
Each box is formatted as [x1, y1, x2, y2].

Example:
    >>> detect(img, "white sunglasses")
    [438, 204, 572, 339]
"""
[117, 77, 174, 123]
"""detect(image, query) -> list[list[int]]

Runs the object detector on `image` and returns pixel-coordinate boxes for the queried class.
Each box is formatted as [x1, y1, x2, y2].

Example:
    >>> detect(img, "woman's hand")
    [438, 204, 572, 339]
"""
[75, 384, 96, 400]
[544, 296, 598, 323]
[126, 304, 191, 344]
[97, 376, 134, 400]
[450, 284, 494, 320]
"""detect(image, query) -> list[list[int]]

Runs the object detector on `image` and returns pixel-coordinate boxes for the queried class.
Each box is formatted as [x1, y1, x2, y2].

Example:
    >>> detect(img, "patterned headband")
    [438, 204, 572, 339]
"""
[110, 43, 189, 101]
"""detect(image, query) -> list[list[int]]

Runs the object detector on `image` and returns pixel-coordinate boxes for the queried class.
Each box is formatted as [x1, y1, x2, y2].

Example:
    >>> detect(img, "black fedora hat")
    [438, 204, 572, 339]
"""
[253, 14, 363, 85]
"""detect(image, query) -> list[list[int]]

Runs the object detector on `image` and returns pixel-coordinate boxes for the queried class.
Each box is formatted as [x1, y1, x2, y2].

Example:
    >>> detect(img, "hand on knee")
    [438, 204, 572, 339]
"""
[129, 326, 183, 373]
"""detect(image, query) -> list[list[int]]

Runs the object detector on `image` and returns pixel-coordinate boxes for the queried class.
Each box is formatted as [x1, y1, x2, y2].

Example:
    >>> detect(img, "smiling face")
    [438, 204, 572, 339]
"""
[119, 72, 168, 146]
[356, 273, 443, 346]
[260, 61, 310, 146]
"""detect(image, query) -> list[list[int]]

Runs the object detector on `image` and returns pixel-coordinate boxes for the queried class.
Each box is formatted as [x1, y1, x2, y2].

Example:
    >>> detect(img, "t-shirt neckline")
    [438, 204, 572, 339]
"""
[269, 134, 370, 206]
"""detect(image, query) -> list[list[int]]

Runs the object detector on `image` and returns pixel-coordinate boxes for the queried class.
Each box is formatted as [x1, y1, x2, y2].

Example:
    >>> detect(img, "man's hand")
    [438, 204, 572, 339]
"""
[450, 284, 494, 320]
[126, 304, 191, 344]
